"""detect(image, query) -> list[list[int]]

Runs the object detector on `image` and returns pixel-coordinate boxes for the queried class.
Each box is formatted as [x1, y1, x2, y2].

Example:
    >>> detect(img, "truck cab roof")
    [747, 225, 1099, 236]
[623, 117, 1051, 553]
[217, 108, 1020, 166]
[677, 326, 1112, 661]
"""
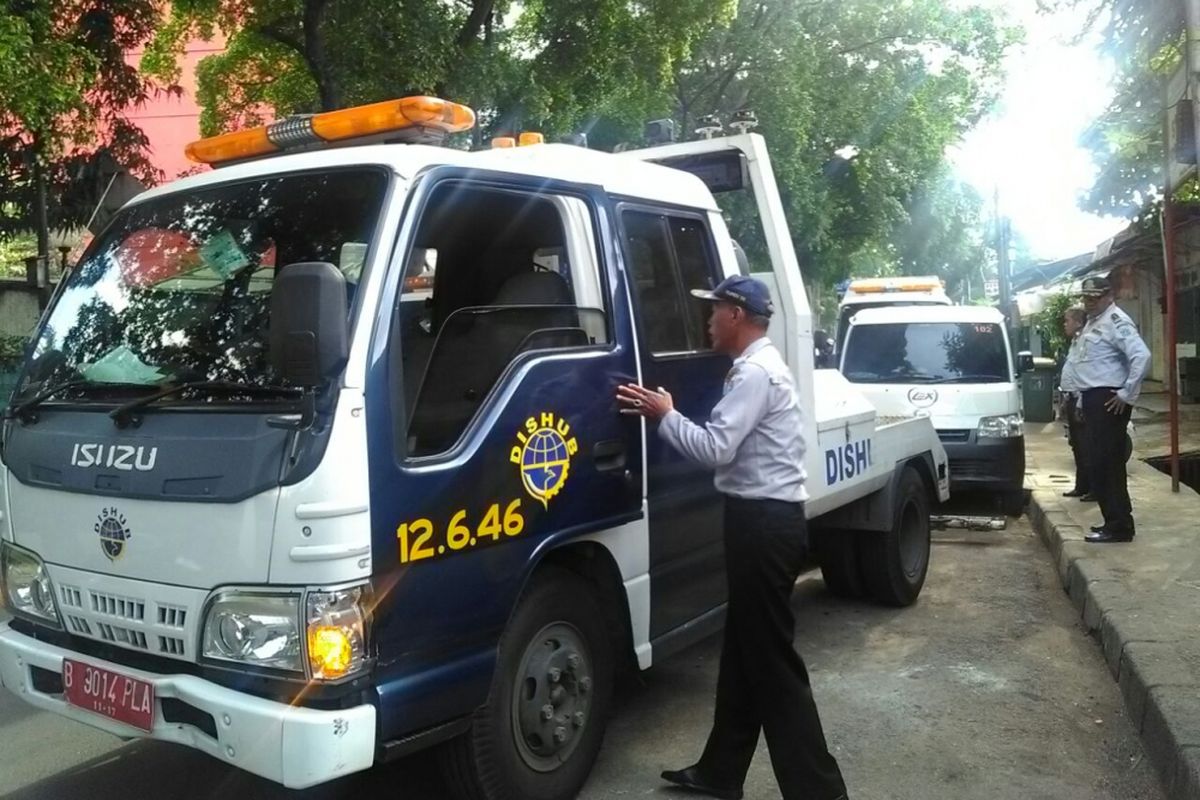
[133, 142, 719, 214]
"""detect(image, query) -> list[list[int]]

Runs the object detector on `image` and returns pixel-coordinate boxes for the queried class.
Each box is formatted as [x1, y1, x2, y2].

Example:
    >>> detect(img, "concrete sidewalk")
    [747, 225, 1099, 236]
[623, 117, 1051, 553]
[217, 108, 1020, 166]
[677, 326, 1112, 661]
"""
[1025, 425, 1200, 799]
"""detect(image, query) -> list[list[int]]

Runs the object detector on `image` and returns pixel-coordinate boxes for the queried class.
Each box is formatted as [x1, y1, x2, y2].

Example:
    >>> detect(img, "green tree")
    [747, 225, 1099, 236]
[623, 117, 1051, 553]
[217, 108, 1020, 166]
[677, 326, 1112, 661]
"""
[891, 170, 992, 302]
[668, 0, 1018, 284]
[146, 0, 1015, 289]
[1044, 0, 1182, 217]
[143, 0, 735, 140]
[0, 1, 161, 246]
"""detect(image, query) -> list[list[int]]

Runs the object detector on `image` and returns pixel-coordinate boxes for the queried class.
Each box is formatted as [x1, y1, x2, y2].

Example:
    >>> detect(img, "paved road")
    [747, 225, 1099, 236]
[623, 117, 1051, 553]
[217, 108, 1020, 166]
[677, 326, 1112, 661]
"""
[0, 514, 1164, 800]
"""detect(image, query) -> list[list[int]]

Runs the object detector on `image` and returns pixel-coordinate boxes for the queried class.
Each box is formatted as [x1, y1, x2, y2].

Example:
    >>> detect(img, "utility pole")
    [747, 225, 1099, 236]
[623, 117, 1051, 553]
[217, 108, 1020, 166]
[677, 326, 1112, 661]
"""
[994, 188, 1011, 320]
[998, 217, 1011, 316]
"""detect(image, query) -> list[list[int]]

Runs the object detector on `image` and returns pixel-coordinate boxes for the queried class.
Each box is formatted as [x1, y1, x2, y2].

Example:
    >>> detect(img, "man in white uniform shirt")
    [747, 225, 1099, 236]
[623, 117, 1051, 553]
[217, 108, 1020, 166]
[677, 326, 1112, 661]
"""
[1074, 275, 1150, 543]
[617, 276, 848, 800]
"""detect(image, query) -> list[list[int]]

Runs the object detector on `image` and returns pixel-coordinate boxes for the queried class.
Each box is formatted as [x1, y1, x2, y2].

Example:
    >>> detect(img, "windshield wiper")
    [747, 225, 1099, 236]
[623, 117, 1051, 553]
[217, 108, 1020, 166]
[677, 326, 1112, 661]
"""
[110, 380, 303, 428]
[5, 379, 152, 423]
[928, 374, 1009, 384]
[844, 373, 941, 384]
[5, 379, 88, 421]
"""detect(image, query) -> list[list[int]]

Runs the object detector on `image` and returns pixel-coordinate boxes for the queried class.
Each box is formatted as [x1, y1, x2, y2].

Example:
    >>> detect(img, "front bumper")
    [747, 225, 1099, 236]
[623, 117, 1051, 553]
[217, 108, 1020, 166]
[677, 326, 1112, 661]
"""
[0, 623, 376, 789]
[943, 435, 1025, 492]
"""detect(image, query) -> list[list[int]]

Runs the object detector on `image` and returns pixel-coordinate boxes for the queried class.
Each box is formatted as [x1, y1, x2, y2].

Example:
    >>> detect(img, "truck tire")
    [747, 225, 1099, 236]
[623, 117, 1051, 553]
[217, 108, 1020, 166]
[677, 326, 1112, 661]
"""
[813, 530, 864, 599]
[440, 567, 614, 800]
[859, 466, 930, 606]
[1001, 489, 1026, 517]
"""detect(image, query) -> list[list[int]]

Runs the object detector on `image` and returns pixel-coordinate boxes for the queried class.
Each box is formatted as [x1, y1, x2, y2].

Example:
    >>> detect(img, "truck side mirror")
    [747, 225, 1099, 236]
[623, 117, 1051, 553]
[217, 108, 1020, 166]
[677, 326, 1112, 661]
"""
[1016, 351, 1034, 375]
[270, 262, 349, 388]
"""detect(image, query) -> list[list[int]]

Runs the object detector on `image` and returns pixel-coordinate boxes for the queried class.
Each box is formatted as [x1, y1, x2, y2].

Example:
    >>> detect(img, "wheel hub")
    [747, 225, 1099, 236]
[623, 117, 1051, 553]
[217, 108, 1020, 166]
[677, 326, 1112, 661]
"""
[511, 622, 593, 772]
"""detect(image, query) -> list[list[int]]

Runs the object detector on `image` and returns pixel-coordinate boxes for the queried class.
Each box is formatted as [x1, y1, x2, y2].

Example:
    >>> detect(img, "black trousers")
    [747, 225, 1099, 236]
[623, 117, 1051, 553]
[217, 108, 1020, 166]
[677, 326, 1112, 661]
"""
[697, 496, 848, 800]
[1065, 395, 1090, 494]
[1081, 387, 1134, 534]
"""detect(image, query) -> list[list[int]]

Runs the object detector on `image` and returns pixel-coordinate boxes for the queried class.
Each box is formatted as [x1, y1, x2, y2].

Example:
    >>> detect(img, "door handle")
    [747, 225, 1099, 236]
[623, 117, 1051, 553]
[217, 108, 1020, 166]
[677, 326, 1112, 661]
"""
[593, 439, 627, 472]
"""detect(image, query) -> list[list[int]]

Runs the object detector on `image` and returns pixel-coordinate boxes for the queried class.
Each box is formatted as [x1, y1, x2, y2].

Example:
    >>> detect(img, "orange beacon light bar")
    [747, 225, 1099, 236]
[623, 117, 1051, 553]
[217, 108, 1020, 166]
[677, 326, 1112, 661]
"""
[185, 96, 477, 165]
[846, 277, 944, 294]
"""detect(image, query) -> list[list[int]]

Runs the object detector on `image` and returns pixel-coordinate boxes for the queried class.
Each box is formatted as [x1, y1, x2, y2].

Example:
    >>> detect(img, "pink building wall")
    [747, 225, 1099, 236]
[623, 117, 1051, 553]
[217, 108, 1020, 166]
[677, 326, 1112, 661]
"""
[123, 33, 225, 182]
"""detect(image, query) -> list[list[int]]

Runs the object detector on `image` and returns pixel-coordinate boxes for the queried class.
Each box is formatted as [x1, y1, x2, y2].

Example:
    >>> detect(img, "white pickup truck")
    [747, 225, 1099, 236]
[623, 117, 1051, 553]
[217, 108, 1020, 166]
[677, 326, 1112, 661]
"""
[0, 96, 948, 798]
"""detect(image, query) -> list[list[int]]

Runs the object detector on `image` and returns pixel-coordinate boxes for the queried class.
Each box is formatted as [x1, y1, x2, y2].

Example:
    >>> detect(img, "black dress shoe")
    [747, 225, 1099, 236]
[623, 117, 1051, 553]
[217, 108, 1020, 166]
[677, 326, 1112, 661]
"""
[1079, 493, 1097, 502]
[1063, 489, 1087, 498]
[1090, 524, 1105, 532]
[660, 766, 743, 800]
[1086, 529, 1134, 544]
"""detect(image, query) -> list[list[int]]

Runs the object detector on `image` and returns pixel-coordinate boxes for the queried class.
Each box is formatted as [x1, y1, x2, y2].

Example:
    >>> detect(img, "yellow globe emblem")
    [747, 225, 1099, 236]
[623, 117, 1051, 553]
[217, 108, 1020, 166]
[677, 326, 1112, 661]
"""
[510, 412, 579, 508]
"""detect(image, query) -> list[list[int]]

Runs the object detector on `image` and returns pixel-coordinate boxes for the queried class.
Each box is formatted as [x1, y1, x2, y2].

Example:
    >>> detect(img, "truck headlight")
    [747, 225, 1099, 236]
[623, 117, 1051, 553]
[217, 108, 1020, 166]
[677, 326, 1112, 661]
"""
[0, 542, 62, 628]
[979, 413, 1024, 438]
[306, 587, 367, 680]
[201, 592, 303, 673]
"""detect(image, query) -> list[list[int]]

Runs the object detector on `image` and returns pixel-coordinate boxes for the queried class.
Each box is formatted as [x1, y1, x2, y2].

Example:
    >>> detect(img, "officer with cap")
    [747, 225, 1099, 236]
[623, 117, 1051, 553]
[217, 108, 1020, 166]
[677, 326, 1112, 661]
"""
[617, 275, 848, 800]
[1075, 275, 1150, 543]
[1058, 306, 1093, 501]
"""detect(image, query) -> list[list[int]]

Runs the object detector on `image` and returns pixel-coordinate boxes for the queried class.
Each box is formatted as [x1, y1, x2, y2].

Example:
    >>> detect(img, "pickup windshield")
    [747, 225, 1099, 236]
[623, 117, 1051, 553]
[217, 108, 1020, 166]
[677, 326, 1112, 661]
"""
[14, 169, 389, 406]
[841, 321, 1011, 384]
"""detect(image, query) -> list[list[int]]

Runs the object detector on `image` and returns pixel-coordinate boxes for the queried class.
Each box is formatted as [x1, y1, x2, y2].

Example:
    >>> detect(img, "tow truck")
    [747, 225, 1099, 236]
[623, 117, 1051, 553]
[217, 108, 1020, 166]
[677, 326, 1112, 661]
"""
[0, 96, 948, 798]
[834, 275, 951, 353]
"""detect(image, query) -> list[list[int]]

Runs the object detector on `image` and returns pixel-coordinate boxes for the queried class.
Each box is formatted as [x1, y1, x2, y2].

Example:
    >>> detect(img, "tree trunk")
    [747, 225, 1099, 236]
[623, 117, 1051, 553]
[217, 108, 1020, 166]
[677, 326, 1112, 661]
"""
[303, 0, 339, 110]
[32, 146, 49, 264]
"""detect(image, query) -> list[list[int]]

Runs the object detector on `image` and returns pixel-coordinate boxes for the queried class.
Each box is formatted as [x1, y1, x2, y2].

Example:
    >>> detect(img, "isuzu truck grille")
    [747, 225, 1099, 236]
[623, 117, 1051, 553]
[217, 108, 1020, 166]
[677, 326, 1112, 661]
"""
[47, 566, 204, 664]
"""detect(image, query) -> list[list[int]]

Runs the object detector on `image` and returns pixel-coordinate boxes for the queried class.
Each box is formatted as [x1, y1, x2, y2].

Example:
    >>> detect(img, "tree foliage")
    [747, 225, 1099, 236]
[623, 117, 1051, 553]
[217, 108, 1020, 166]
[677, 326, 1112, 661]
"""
[671, 0, 1016, 283]
[0, 0, 161, 239]
[892, 171, 992, 302]
[146, 0, 1016, 287]
[1030, 288, 1080, 363]
[1044, 0, 1183, 217]
[143, 0, 736, 140]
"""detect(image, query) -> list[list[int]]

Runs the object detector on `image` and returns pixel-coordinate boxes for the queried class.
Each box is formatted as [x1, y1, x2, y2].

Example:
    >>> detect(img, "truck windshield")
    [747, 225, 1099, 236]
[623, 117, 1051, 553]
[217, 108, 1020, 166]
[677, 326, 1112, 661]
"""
[842, 321, 1010, 384]
[835, 301, 945, 353]
[15, 169, 388, 405]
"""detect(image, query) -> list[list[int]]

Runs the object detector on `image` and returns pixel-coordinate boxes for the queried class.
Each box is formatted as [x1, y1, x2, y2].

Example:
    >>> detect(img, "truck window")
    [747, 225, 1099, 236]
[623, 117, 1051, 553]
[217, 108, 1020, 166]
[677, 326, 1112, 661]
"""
[16, 169, 388, 397]
[841, 321, 1011, 384]
[621, 210, 719, 354]
[401, 183, 608, 457]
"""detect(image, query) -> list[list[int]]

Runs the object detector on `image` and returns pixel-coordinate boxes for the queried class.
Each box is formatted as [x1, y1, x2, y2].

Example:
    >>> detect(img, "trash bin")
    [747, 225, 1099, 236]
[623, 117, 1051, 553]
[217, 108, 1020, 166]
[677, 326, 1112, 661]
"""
[1022, 356, 1057, 423]
[1180, 357, 1200, 403]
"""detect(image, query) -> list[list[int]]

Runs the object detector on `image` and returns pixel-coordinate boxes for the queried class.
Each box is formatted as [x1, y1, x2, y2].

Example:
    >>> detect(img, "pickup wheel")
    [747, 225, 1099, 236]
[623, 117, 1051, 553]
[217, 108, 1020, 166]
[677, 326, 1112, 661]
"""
[440, 567, 613, 800]
[1001, 489, 1026, 517]
[813, 530, 864, 599]
[859, 466, 930, 606]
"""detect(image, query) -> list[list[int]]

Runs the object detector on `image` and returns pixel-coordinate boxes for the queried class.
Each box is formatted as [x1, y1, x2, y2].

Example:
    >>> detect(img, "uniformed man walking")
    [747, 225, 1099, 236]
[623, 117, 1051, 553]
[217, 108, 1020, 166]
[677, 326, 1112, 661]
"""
[1059, 306, 1093, 501]
[1074, 276, 1150, 543]
[617, 275, 848, 800]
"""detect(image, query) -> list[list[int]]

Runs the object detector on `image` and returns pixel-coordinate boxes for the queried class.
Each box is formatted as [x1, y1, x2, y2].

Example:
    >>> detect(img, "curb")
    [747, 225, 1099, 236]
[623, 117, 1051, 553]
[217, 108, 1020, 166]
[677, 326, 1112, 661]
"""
[1028, 489, 1200, 800]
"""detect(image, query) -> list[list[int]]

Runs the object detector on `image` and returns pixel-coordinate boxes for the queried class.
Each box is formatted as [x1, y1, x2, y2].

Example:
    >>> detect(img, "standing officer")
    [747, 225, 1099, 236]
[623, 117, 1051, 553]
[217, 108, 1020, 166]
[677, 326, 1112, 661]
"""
[1058, 306, 1093, 501]
[617, 275, 848, 800]
[1074, 275, 1150, 543]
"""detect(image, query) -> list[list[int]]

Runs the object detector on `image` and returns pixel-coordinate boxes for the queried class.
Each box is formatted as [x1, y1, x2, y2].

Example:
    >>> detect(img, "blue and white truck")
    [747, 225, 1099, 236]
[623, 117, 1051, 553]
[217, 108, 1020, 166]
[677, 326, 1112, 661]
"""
[0, 96, 948, 798]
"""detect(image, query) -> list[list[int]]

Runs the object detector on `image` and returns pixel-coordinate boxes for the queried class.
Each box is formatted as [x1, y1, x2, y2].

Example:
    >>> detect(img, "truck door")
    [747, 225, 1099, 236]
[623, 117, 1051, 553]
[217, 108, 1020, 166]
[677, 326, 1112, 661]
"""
[617, 206, 729, 644]
[364, 172, 643, 740]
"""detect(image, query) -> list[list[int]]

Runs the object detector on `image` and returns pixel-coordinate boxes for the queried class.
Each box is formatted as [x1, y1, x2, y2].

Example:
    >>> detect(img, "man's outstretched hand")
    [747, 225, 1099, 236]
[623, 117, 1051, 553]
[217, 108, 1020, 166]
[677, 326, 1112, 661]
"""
[617, 383, 674, 421]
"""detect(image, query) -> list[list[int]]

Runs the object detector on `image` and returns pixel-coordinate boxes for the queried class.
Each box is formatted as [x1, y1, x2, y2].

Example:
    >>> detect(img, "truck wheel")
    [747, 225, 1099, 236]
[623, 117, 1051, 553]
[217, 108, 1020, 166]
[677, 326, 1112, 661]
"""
[440, 567, 613, 800]
[813, 530, 864, 599]
[859, 466, 930, 606]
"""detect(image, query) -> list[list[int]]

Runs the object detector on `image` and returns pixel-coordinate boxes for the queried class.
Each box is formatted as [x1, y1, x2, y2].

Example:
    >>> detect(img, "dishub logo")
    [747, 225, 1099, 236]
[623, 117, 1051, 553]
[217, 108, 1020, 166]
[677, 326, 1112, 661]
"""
[95, 507, 132, 561]
[510, 412, 579, 509]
